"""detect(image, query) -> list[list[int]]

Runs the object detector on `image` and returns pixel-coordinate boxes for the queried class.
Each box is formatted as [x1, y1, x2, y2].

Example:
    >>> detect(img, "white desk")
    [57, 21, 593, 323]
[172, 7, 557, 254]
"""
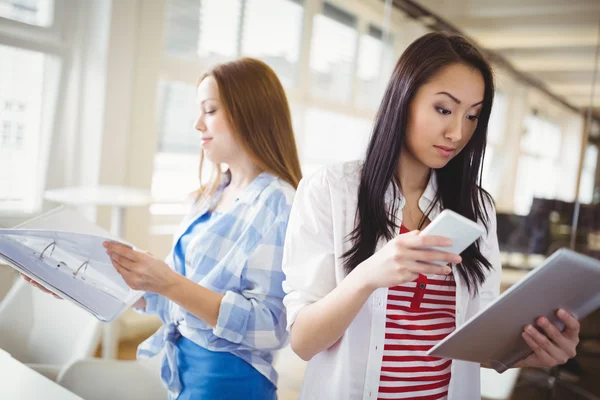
[44, 185, 153, 359]
[0, 349, 83, 400]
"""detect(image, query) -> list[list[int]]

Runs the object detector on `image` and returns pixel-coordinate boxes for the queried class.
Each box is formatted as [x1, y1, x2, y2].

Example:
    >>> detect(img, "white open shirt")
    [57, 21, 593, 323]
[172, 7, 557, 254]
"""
[282, 161, 502, 400]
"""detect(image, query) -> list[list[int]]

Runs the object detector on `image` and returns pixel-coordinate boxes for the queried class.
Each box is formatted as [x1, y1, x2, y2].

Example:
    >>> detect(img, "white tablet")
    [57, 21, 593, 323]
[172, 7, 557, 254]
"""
[427, 248, 600, 373]
[419, 209, 486, 265]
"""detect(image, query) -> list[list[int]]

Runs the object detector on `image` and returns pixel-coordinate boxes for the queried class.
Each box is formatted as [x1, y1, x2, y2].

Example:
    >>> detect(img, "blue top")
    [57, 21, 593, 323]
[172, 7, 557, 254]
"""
[135, 172, 295, 399]
[173, 211, 220, 275]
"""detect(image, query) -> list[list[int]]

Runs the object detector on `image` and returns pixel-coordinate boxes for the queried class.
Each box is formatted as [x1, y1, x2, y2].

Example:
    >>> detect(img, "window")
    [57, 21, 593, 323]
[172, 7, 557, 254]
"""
[579, 144, 598, 204]
[300, 108, 372, 175]
[165, 0, 242, 62]
[196, 0, 241, 62]
[240, 0, 303, 87]
[157, 81, 199, 154]
[152, 80, 199, 204]
[0, 0, 54, 27]
[1, 121, 10, 134]
[1, 121, 10, 145]
[0, 0, 63, 214]
[152, 153, 201, 207]
[14, 123, 24, 146]
[155, 0, 307, 208]
[154, 0, 396, 221]
[356, 24, 392, 109]
[481, 91, 507, 199]
[309, 2, 357, 102]
[164, 0, 303, 87]
[513, 114, 563, 215]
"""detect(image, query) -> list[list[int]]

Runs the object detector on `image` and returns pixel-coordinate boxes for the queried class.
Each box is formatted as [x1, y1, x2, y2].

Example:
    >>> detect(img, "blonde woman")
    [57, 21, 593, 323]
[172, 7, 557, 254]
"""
[103, 58, 302, 399]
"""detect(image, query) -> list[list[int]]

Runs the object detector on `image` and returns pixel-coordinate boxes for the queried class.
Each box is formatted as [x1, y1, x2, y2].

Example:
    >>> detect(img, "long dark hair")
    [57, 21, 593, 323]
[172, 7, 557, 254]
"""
[343, 32, 495, 293]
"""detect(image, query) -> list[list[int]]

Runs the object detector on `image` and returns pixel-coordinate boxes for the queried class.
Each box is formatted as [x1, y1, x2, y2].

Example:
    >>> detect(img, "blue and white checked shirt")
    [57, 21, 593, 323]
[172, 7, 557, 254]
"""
[136, 172, 295, 398]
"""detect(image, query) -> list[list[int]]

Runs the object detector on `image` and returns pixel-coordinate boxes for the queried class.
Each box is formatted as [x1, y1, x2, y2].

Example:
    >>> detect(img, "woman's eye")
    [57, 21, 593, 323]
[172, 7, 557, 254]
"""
[205, 109, 216, 115]
[436, 107, 451, 115]
[467, 115, 479, 121]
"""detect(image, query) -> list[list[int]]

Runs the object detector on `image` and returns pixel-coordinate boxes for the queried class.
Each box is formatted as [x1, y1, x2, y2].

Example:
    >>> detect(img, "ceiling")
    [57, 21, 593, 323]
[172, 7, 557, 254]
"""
[407, 0, 600, 117]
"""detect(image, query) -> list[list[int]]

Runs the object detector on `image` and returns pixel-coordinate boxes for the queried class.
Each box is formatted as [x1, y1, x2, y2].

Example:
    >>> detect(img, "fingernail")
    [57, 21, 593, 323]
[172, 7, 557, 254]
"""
[526, 325, 535, 333]
[445, 267, 452, 274]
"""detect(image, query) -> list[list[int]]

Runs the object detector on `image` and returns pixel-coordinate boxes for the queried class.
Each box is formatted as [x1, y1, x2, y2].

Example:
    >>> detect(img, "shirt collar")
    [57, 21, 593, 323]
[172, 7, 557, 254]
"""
[383, 170, 439, 212]
[218, 170, 277, 206]
[181, 171, 277, 238]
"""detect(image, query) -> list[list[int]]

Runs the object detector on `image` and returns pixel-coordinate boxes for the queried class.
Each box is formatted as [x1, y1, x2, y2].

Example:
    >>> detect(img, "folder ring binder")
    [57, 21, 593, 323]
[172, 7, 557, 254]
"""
[73, 261, 89, 279]
[0, 206, 144, 322]
[40, 241, 56, 259]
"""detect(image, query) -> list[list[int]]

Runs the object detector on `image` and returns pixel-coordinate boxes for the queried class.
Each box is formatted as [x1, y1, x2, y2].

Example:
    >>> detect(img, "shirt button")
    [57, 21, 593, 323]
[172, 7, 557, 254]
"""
[419, 283, 426, 289]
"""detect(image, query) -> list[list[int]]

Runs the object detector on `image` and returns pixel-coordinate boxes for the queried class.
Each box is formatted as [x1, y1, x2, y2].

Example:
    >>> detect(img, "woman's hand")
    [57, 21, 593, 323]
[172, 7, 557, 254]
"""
[21, 274, 62, 299]
[355, 230, 461, 290]
[518, 309, 580, 368]
[103, 242, 180, 296]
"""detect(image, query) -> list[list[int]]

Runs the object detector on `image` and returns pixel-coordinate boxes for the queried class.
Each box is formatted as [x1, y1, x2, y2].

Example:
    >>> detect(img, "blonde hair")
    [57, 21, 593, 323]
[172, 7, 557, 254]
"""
[196, 58, 302, 200]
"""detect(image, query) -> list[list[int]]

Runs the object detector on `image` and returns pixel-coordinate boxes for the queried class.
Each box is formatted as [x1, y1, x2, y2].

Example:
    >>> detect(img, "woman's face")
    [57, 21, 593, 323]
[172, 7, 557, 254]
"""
[194, 76, 243, 164]
[404, 63, 485, 169]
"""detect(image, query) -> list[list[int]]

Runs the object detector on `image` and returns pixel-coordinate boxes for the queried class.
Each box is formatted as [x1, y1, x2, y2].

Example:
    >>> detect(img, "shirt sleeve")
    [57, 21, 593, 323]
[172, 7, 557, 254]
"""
[281, 170, 338, 331]
[211, 216, 289, 351]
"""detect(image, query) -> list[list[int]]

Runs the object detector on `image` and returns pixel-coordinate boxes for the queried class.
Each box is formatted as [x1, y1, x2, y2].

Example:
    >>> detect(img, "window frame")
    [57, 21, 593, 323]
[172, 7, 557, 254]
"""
[0, 0, 70, 217]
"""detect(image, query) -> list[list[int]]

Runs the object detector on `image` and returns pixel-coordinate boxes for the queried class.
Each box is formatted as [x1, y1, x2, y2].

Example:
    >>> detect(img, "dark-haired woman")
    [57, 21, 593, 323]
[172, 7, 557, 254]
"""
[281, 32, 580, 400]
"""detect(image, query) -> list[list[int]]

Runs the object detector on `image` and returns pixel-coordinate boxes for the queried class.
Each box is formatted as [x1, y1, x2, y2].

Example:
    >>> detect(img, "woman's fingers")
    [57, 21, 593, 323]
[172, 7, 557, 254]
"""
[405, 260, 452, 276]
[103, 242, 138, 259]
[402, 234, 453, 249]
[112, 260, 141, 290]
[407, 248, 461, 264]
[110, 252, 136, 271]
[21, 274, 62, 298]
[557, 309, 580, 342]
[522, 329, 557, 366]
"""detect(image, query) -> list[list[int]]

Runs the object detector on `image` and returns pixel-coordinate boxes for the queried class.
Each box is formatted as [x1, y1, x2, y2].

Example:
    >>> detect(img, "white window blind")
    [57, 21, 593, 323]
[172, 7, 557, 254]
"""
[165, 0, 242, 62]
[241, 0, 303, 87]
[164, 0, 303, 87]
[197, 0, 241, 61]
[356, 24, 392, 109]
[309, 2, 357, 102]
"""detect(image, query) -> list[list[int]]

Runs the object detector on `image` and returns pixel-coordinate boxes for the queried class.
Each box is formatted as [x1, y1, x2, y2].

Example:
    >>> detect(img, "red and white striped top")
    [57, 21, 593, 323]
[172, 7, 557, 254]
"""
[377, 225, 457, 400]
